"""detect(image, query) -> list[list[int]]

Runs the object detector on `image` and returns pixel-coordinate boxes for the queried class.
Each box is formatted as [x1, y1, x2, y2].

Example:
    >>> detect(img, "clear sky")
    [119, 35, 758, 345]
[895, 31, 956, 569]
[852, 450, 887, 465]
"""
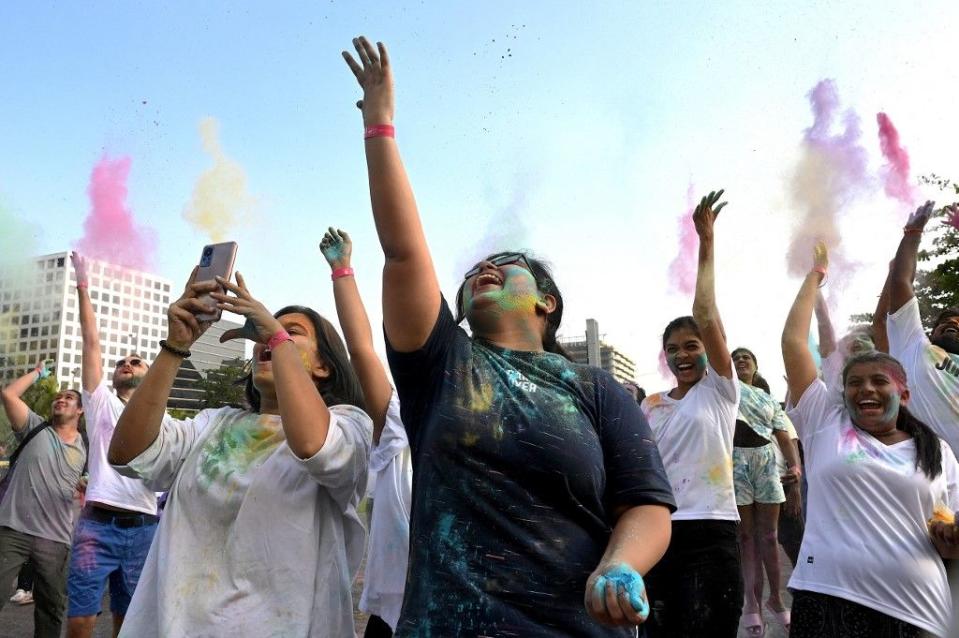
[1, 1, 957, 396]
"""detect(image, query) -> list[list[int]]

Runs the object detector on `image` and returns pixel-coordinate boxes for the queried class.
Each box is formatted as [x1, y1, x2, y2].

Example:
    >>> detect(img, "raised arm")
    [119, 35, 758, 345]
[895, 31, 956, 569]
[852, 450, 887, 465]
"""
[783, 242, 828, 402]
[814, 291, 836, 359]
[888, 201, 934, 314]
[109, 268, 216, 464]
[1, 361, 52, 431]
[691, 190, 732, 378]
[871, 264, 892, 354]
[72, 252, 103, 392]
[342, 37, 441, 352]
[320, 228, 393, 443]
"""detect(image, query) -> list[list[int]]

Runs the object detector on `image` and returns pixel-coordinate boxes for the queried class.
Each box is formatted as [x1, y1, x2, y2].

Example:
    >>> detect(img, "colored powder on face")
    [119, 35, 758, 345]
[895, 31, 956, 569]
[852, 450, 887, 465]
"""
[667, 183, 698, 297]
[786, 80, 870, 287]
[183, 117, 256, 241]
[594, 563, 649, 617]
[876, 113, 917, 208]
[73, 155, 155, 270]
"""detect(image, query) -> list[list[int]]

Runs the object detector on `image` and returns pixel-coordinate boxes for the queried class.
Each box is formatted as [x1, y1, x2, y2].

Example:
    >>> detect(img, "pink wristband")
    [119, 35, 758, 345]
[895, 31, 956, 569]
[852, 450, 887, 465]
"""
[364, 124, 395, 140]
[331, 267, 355, 281]
[811, 266, 827, 287]
[267, 329, 293, 351]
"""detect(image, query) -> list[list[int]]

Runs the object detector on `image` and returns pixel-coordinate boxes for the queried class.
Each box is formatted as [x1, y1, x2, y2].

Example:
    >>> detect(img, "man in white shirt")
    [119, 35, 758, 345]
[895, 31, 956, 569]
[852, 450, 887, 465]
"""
[879, 201, 959, 456]
[66, 253, 164, 638]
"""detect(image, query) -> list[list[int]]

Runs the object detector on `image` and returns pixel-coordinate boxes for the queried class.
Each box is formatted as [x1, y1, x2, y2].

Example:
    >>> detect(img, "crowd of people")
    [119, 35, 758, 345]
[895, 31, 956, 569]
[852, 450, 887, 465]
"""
[1, 35, 958, 638]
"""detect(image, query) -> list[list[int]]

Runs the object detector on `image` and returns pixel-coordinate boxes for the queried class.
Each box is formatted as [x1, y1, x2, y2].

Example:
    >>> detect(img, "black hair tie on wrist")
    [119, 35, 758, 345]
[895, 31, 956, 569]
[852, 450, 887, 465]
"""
[159, 340, 191, 358]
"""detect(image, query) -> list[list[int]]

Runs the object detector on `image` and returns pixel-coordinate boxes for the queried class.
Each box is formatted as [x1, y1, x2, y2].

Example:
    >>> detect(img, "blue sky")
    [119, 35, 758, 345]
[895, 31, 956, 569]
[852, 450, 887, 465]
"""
[1, 1, 957, 395]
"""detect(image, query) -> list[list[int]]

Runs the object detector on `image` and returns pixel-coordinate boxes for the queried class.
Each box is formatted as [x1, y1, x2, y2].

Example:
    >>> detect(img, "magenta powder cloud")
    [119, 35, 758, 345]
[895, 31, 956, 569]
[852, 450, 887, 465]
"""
[667, 183, 697, 297]
[74, 155, 155, 270]
[876, 112, 917, 208]
[786, 80, 870, 286]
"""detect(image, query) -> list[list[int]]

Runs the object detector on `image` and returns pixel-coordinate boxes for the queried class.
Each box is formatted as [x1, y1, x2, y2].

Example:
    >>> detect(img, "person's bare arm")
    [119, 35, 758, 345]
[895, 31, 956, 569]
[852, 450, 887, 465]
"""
[783, 243, 828, 403]
[109, 269, 215, 464]
[343, 37, 441, 352]
[584, 504, 671, 627]
[889, 201, 934, 314]
[814, 291, 836, 359]
[872, 265, 892, 354]
[71, 253, 103, 392]
[320, 228, 393, 443]
[1, 361, 52, 431]
[691, 190, 732, 378]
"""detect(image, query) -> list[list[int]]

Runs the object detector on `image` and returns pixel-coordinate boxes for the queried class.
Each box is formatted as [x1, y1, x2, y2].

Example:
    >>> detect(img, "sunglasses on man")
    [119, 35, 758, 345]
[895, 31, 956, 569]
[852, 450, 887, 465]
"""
[462, 253, 533, 280]
[115, 358, 144, 369]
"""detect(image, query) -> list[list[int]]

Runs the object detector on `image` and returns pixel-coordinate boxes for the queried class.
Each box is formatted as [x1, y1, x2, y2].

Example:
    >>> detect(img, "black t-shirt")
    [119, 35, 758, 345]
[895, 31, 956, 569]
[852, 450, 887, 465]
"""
[387, 299, 676, 637]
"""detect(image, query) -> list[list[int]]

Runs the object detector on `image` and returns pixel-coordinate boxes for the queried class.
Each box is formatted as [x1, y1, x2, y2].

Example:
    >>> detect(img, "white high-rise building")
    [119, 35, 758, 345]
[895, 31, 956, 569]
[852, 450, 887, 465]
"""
[0, 251, 172, 389]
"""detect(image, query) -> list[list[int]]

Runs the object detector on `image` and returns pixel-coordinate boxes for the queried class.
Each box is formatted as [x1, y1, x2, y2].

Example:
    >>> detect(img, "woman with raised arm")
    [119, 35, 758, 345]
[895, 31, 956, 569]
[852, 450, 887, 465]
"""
[782, 241, 959, 638]
[640, 190, 744, 638]
[320, 227, 411, 638]
[343, 36, 676, 637]
[106, 270, 371, 637]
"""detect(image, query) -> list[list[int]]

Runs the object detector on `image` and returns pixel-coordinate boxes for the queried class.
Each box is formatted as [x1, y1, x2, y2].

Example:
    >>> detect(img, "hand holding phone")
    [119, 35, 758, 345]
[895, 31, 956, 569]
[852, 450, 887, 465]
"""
[195, 242, 238, 322]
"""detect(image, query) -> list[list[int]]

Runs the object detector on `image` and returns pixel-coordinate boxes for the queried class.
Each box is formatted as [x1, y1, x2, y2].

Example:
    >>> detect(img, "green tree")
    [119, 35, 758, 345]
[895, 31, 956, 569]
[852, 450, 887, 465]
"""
[915, 174, 959, 329]
[196, 359, 248, 410]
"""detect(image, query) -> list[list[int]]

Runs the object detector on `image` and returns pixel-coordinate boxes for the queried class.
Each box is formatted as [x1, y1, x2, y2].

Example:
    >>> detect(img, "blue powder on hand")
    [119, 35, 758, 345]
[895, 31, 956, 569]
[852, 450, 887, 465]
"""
[594, 564, 649, 618]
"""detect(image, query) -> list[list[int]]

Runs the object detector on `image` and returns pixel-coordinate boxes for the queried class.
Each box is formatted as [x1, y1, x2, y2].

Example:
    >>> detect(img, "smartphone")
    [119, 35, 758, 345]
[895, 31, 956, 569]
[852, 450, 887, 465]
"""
[195, 242, 238, 322]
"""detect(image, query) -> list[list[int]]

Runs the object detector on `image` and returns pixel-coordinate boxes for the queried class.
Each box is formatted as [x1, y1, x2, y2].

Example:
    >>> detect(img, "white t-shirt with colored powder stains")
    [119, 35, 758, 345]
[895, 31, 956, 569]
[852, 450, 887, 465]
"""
[641, 362, 740, 521]
[82, 381, 168, 515]
[360, 393, 412, 631]
[787, 379, 959, 637]
[888, 297, 959, 456]
[113, 405, 372, 638]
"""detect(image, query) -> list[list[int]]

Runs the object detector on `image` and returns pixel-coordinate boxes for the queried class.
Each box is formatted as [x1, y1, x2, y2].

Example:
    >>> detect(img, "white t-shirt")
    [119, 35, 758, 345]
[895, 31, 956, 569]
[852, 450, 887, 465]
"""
[82, 381, 168, 515]
[113, 405, 372, 638]
[787, 379, 959, 637]
[641, 362, 740, 521]
[359, 393, 412, 632]
[888, 297, 959, 456]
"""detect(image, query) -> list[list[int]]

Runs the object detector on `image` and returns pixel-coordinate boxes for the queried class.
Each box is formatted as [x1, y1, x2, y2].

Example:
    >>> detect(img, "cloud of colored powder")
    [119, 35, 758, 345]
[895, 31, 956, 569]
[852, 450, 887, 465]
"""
[456, 175, 534, 277]
[73, 155, 155, 270]
[0, 195, 37, 270]
[876, 112, 917, 209]
[183, 117, 256, 241]
[667, 183, 697, 297]
[786, 80, 870, 287]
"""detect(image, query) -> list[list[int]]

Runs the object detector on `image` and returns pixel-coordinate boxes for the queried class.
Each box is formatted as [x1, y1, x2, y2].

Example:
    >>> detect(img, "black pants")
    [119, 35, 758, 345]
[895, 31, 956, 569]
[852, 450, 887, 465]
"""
[644, 520, 744, 638]
[17, 558, 35, 591]
[364, 614, 394, 638]
[0, 527, 71, 638]
[777, 503, 804, 567]
[790, 590, 924, 638]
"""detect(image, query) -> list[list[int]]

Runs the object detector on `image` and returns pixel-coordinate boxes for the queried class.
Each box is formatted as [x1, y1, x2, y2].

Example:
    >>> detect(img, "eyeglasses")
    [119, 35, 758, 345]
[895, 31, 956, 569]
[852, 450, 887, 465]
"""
[463, 253, 533, 280]
[115, 358, 144, 369]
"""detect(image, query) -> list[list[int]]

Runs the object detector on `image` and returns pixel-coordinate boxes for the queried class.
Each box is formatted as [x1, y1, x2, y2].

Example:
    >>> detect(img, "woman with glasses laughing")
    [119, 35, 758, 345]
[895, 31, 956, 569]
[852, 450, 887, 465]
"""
[343, 36, 675, 637]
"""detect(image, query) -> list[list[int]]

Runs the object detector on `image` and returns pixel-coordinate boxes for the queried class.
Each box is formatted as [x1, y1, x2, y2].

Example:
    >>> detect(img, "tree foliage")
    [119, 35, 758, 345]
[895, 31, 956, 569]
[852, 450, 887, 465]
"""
[196, 358, 248, 410]
[915, 174, 959, 329]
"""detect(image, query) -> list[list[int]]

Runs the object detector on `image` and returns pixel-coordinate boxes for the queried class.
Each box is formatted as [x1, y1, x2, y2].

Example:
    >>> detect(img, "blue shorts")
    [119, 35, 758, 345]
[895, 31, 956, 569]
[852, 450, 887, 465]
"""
[67, 514, 157, 617]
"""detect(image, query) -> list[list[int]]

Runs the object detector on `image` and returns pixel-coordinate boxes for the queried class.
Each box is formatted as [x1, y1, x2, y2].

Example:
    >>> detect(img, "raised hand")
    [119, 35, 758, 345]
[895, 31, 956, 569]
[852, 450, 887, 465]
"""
[585, 563, 650, 627]
[904, 200, 935, 234]
[319, 228, 353, 270]
[943, 203, 959, 231]
[813, 240, 828, 272]
[70, 251, 89, 288]
[35, 359, 54, 380]
[212, 273, 283, 345]
[342, 36, 394, 125]
[166, 267, 220, 350]
[692, 189, 727, 241]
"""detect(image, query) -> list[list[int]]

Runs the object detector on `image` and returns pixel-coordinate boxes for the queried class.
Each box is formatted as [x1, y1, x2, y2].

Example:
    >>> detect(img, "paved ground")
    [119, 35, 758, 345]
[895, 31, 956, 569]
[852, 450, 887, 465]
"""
[2, 550, 791, 637]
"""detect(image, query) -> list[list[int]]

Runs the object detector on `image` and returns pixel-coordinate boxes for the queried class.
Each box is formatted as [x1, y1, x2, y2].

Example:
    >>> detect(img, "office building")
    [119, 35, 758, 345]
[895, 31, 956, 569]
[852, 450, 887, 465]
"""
[559, 318, 638, 385]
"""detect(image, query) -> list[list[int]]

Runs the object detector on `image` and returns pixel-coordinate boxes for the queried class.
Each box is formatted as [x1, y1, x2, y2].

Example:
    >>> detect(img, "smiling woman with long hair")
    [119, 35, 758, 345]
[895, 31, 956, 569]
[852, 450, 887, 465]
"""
[342, 35, 675, 636]
[107, 271, 371, 637]
[781, 241, 959, 638]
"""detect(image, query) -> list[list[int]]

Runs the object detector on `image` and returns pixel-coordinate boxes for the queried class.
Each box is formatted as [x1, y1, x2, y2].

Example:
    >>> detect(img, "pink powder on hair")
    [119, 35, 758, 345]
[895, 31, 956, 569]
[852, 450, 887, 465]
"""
[74, 154, 155, 270]
[876, 112, 917, 208]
